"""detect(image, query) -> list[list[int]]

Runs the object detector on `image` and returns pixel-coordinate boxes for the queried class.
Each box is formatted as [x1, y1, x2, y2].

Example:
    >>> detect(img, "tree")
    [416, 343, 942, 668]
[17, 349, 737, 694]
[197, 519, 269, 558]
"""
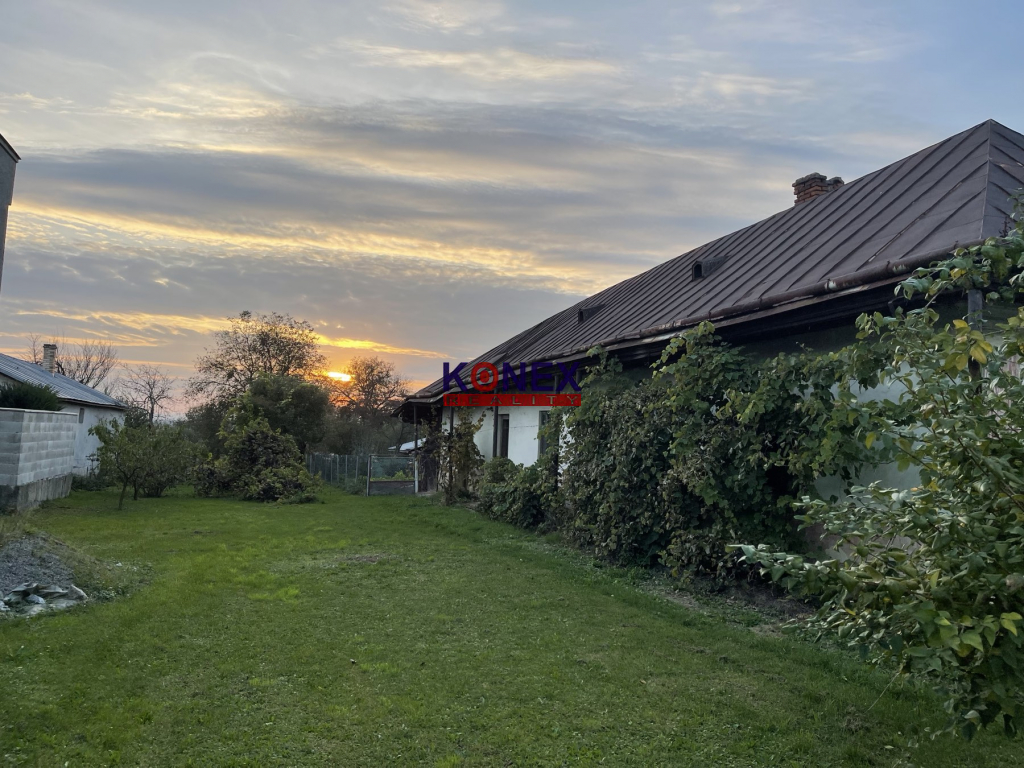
[321, 355, 412, 453]
[115, 364, 176, 425]
[183, 400, 232, 458]
[187, 311, 327, 402]
[90, 420, 198, 509]
[25, 335, 118, 388]
[331, 356, 409, 419]
[136, 425, 200, 498]
[241, 374, 331, 453]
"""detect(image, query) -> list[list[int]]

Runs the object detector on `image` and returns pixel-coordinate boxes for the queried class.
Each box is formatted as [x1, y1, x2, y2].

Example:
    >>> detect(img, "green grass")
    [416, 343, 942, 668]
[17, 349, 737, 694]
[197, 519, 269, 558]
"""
[0, 489, 1019, 766]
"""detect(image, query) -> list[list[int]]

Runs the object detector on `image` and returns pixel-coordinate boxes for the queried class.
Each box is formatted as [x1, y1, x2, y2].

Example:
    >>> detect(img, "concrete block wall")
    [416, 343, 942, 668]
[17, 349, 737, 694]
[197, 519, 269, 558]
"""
[0, 408, 77, 512]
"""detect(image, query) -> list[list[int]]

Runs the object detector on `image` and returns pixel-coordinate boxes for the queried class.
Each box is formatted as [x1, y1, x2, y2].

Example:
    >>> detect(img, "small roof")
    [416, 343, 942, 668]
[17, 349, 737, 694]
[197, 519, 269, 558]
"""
[0, 353, 126, 409]
[409, 119, 1024, 403]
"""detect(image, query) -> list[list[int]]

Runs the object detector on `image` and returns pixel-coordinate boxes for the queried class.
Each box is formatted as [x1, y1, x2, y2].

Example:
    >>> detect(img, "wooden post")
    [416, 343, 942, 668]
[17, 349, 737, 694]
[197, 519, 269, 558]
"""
[366, 456, 372, 496]
[491, 405, 499, 459]
[447, 407, 454, 497]
[968, 288, 983, 331]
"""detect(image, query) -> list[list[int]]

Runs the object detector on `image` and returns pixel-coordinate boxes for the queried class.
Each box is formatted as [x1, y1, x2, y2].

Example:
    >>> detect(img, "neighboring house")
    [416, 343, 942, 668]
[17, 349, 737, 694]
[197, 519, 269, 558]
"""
[0, 130, 17, 293]
[0, 351, 127, 475]
[399, 119, 1024, 465]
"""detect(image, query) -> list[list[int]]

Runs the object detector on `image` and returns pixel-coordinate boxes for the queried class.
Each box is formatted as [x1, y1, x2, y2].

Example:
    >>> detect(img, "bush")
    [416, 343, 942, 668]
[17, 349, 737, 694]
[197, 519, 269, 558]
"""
[196, 416, 321, 503]
[530, 337, 865, 581]
[482, 456, 518, 485]
[191, 462, 233, 498]
[0, 381, 60, 411]
[559, 360, 679, 567]
[739, 211, 1024, 739]
[435, 412, 485, 505]
[71, 468, 112, 492]
[478, 463, 549, 528]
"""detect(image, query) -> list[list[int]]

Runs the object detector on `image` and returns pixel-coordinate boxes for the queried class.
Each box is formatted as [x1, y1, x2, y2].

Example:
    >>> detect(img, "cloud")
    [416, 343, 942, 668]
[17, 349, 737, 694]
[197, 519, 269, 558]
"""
[342, 41, 620, 82]
[316, 334, 444, 358]
[384, 0, 507, 32]
[0, 0, 1001, 395]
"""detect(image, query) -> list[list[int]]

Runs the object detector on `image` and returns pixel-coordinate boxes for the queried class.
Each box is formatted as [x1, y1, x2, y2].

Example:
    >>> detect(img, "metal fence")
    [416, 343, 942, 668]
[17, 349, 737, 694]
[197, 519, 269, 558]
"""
[367, 455, 418, 496]
[306, 453, 369, 487]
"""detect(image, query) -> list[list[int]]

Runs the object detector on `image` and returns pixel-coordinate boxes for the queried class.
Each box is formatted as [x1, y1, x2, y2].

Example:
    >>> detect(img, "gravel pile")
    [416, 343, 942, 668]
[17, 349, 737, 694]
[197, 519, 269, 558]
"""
[0, 535, 74, 595]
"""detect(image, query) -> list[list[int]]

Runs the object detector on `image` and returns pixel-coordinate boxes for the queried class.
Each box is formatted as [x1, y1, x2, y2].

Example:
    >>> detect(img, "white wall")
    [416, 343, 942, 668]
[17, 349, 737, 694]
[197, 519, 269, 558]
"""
[59, 404, 123, 475]
[443, 404, 549, 466]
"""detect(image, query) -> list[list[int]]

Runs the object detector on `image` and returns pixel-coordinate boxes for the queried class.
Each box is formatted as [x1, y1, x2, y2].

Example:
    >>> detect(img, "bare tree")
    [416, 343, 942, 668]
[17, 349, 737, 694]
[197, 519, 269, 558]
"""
[333, 356, 410, 420]
[115, 364, 177, 425]
[24, 334, 119, 388]
[187, 311, 327, 402]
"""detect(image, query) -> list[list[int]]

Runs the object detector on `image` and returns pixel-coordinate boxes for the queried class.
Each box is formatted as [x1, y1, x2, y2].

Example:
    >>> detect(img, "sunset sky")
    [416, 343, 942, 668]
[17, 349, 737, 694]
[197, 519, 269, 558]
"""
[1, 1, 1021, 397]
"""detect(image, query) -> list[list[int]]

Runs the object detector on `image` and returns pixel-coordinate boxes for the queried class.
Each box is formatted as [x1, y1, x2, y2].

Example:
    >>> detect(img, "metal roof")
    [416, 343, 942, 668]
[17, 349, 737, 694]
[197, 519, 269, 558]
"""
[409, 119, 1024, 402]
[0, 353, 126, 408]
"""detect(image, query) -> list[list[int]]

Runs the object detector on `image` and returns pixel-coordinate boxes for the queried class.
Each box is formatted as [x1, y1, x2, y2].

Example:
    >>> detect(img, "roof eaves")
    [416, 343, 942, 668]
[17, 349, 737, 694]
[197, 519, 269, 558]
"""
[0, 132, 20, 163]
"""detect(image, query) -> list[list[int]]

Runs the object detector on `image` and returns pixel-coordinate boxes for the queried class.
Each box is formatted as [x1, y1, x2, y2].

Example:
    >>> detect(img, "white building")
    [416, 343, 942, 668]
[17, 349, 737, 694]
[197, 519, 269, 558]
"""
[0, 351, 127, 475]
[399, 120, 1024, 466]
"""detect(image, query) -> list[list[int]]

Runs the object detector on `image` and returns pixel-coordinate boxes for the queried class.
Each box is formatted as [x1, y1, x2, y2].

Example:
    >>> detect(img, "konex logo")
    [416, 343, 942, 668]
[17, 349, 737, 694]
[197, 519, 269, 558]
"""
[442, 361, 582, 407]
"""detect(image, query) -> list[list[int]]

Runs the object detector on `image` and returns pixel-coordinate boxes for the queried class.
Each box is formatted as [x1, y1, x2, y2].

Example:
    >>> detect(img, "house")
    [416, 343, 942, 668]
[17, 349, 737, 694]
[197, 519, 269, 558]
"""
[0, 130, 18, 292]
[0, 349, 127, 474]
[398, 119, 1024, 464]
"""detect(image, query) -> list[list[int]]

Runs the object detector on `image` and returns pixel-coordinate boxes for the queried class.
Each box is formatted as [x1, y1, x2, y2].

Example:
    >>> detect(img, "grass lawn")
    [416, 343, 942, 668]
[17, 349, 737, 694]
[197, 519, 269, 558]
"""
[1, 489, 1019, 767]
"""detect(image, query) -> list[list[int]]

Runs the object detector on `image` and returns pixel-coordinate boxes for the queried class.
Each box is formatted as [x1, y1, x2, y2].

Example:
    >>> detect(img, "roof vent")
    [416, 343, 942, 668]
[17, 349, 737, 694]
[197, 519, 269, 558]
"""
[577, 304, 604, 323]
[692, 255, 729, 280]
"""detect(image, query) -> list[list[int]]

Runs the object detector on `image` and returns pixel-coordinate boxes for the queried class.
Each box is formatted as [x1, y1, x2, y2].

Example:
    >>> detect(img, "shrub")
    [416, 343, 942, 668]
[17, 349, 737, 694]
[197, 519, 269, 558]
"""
[0, 381, 60, 411]
[435, 412, 484, 505]
[71, 468, 112, 492]
[196, 415, 321, 503]
[478, 463, 548, 528]
[482, 456, 518, 485]
[546, 337, 866, 581]
[191, 461, 232, 498]
[739, 210, 1024, 739]
[559, 358, 680, 567]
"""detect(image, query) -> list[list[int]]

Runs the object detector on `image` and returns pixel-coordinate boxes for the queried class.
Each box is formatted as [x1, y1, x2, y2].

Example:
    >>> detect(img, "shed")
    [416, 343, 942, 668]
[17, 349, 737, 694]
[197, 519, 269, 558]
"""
[0, 353, 127, 475]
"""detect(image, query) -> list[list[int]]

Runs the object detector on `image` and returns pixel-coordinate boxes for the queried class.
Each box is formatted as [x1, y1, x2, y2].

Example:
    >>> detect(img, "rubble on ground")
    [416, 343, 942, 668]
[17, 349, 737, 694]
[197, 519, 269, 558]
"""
[1, 581, 88, 617]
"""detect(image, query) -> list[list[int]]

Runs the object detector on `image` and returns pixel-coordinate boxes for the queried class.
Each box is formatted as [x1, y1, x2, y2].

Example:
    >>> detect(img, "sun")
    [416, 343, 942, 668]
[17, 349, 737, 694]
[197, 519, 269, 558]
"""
[326, 371, 352, 382]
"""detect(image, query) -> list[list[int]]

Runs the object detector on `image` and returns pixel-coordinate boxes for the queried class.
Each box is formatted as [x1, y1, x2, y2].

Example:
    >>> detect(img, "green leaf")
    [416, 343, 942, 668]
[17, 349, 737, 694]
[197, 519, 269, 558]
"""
[961, 631, 984, 652]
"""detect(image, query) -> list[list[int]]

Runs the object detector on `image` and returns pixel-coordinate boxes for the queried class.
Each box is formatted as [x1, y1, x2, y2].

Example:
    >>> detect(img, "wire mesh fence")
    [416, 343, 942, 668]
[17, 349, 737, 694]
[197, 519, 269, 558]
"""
[367, 455, 417, 496]
[306, 453, 369, 488]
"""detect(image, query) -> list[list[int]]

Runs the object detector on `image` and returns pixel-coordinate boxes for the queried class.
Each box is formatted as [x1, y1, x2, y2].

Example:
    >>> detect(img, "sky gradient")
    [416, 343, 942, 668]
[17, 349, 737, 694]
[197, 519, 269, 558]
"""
[2, 1, 1022, 397]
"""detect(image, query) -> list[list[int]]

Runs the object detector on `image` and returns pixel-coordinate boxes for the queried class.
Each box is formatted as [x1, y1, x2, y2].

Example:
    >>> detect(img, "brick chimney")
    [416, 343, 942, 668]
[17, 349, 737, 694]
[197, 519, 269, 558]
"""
[793, 173, 844, 205]
[41, 343, 57, 374]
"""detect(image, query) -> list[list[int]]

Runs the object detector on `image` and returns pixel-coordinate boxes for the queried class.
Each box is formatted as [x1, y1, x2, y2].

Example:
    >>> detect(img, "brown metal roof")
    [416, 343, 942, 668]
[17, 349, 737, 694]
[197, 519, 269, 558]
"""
[409, 119, 1024, 402]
